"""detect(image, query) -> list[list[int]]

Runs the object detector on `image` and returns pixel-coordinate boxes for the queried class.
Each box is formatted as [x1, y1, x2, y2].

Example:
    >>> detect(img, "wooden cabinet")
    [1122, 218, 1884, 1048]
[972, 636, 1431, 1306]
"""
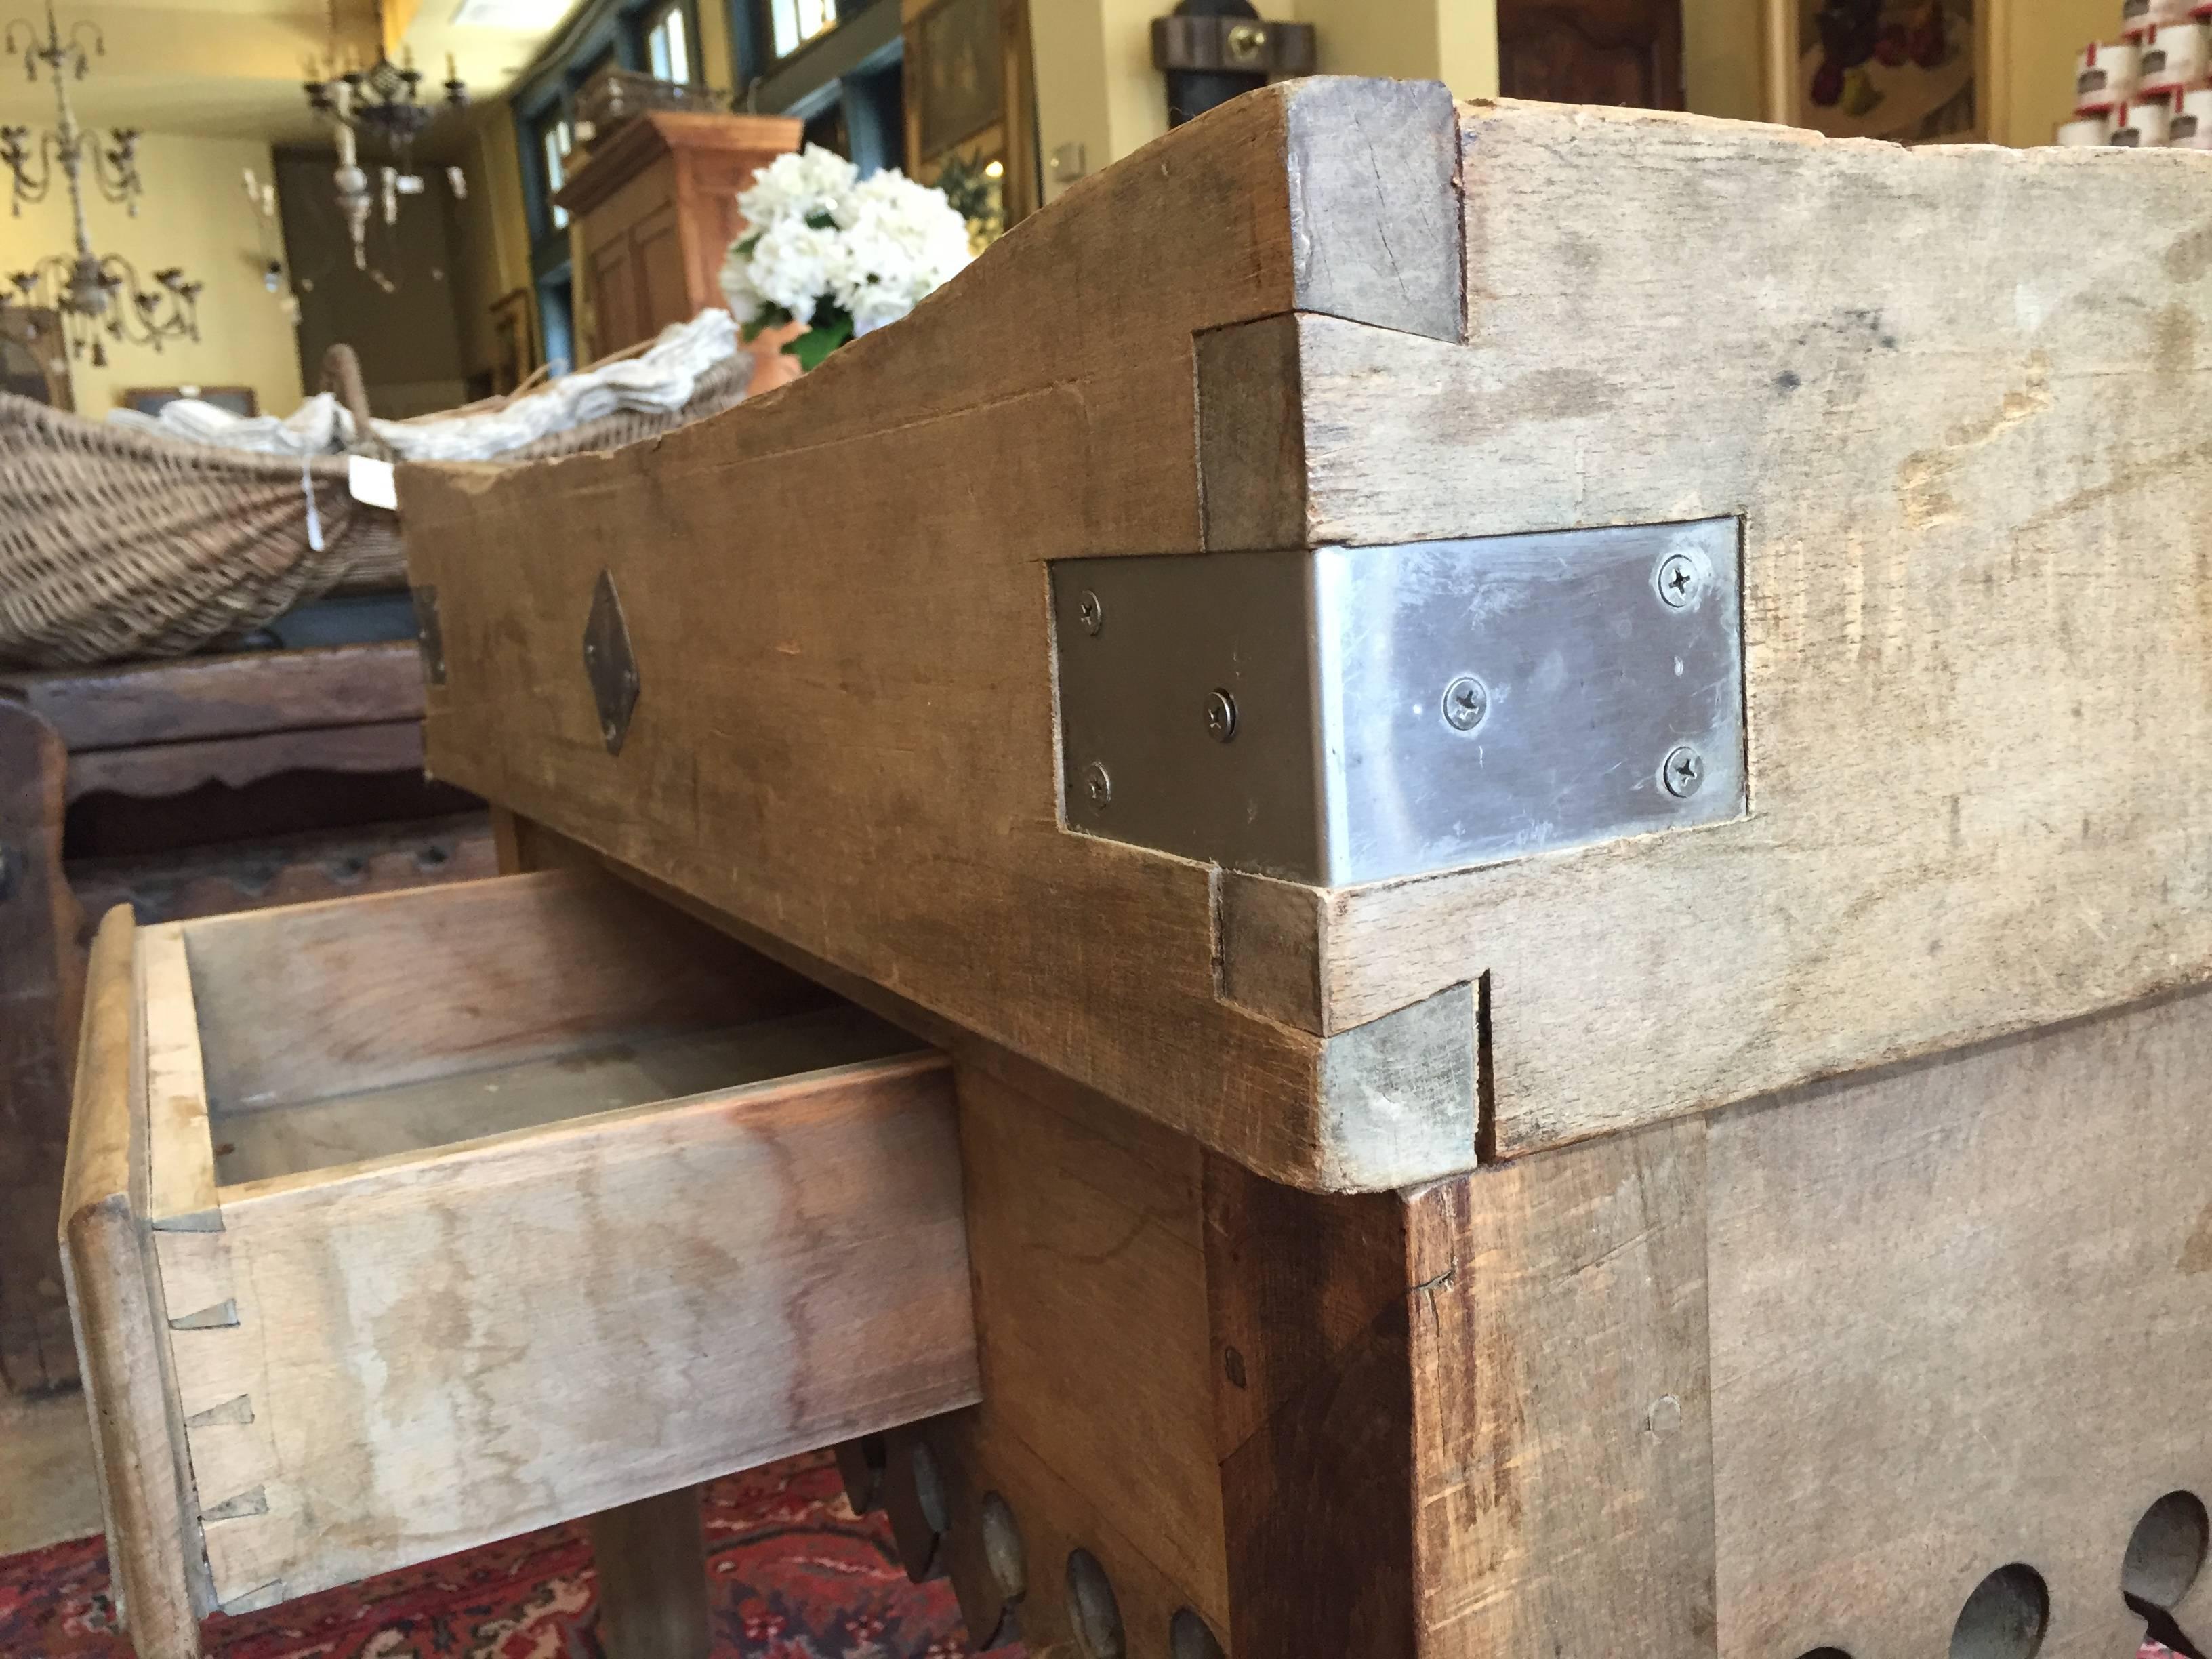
[554, 112, 802, 392]
[1498, 0, 1685, 109]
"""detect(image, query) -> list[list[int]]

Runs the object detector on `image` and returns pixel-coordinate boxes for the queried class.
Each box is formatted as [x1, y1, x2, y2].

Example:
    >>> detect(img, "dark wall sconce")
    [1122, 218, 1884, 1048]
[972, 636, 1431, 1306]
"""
[1151, 0, 1318, 127]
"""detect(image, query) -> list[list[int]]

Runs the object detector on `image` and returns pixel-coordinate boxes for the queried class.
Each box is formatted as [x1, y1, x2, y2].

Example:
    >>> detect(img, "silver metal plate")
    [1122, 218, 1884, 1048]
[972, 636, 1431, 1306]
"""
[1050, 518, 1746, 887]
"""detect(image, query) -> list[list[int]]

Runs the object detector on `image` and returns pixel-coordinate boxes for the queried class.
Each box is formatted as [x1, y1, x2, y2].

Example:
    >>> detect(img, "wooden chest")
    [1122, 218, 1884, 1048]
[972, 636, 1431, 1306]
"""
[71, 75, 2212, 1659]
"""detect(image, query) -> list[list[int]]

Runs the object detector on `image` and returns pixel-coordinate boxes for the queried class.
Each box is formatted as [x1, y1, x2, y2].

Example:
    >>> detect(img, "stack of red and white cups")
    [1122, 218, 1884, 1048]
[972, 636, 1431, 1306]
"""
[2060, 0, 2212, 147]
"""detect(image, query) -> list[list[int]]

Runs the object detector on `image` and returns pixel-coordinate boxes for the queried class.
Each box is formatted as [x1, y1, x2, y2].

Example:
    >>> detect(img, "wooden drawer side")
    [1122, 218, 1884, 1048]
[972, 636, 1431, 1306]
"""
[161, 1050, 977, 1611]
[178, 868, 837, 1114]
[58, 905, 211, 1656]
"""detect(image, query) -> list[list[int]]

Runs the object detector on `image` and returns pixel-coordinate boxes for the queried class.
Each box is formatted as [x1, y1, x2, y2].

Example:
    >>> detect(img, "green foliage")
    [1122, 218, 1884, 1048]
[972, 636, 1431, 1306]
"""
[931, 151, 1004, 247]
[784, 304, 853, 371]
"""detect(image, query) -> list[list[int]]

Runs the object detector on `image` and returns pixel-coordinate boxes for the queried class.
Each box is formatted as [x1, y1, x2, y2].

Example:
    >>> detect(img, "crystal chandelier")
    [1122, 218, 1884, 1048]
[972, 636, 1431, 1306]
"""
[0, 3, 201, 366]
[302, 2, 467, 276]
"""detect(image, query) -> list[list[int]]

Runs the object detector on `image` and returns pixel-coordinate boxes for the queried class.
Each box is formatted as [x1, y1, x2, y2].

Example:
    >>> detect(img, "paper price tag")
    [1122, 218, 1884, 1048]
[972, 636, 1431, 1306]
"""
[348, 454, 398, 510]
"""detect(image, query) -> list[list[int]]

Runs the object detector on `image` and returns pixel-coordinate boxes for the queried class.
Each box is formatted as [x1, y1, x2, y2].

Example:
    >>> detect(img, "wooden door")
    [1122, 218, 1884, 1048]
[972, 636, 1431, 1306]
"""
[630, 201, 692, 341]
[1497, 0, 1685, 110]
[590, 236, 642, 359]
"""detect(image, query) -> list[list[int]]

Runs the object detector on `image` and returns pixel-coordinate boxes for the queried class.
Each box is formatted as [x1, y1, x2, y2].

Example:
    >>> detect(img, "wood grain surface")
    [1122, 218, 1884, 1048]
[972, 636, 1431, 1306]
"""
[169, 1051, 975, 1610]
[64, 722, 425, 805]
[57, 906, 207, 1655]
[2, 644, 424, 752]
[1292, 103, 2212, 1156]
[0, 696, 82, 1391]
[180, 870, 832, 1111]
[928, 1066, 1231, 1656]
[409, 86, 2212, 1185]
[405, 79, 1470, 1195]
[1708, 989, 2212, 1659]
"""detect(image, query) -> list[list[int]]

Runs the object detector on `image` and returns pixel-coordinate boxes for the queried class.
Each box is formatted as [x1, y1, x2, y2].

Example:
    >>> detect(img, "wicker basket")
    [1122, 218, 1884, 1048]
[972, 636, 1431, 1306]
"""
[0, 394, 405, 669]
[0, 344, 752, 670]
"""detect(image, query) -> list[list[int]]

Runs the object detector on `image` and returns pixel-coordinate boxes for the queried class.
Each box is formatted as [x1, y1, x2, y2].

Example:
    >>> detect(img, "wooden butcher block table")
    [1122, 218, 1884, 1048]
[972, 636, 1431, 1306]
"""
[64, 77, 2212, 1659]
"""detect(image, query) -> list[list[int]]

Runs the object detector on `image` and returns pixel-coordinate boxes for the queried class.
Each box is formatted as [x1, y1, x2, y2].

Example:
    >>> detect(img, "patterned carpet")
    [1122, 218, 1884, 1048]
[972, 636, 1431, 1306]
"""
[0, 1452, 1000, 1658]
[0, 1452, 2191, 1659]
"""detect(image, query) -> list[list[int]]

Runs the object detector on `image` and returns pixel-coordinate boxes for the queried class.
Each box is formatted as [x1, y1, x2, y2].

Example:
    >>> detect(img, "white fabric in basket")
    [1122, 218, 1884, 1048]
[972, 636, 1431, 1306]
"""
[108, 309, 739, 464]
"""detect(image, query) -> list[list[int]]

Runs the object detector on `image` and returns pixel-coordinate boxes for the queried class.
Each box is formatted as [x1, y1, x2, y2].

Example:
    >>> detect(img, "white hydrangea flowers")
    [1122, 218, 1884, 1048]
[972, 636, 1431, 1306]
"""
[718, 144, 974, 368]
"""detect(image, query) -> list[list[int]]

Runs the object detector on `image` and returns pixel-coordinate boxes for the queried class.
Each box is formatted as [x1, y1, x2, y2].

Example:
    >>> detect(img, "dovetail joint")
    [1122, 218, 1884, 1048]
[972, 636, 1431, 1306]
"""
[201, 1486, 269, 1523]
[184, 1394, 255, 1429]
[168, 1299, 239, 1330]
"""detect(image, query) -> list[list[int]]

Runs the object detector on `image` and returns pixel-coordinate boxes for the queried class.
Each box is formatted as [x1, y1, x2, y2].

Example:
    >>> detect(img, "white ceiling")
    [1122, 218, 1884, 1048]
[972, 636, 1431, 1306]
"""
[0, 0, 581, 145]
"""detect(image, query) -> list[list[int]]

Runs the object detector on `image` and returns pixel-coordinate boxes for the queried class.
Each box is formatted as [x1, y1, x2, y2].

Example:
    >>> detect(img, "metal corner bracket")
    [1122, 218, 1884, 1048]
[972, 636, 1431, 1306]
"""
[1050, 517, 1748, 887]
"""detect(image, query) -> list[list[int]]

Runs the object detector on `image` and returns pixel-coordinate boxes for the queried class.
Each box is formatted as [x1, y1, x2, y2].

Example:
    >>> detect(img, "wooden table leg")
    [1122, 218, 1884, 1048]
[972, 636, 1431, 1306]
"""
[588, 1485, 712, 1659]
[0, 696, 82, 1395]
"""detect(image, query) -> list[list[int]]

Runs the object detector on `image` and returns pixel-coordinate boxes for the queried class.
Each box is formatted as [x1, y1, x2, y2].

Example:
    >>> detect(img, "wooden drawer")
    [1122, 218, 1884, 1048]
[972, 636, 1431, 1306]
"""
[59, 870, 977, 1656]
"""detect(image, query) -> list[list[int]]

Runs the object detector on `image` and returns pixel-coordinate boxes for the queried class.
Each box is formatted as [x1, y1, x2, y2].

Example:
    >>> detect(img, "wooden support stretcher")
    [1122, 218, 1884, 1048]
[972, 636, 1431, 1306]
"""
[62, 76, 2212, 1659]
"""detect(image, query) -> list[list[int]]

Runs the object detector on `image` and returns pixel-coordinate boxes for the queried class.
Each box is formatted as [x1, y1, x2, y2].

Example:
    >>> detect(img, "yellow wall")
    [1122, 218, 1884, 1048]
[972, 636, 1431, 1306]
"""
[695, 0, 737, 98]
[449, 104, 537, 380]
[0, 131, 304, 415]
[2003, 0, 2116, 146]
[1683, 0, 1768, 121]
[1298, 0, 1498, 91]
[1028, 0, 1501, 203]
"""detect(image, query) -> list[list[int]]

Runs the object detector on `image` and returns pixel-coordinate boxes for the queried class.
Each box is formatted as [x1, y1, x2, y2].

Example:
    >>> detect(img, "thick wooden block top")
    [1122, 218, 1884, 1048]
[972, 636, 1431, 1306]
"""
[404, 79, 2212, 1191]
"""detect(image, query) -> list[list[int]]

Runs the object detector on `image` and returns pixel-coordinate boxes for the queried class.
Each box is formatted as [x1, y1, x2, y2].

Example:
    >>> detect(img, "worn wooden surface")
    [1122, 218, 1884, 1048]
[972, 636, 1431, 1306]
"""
[0, 696, 81, 1392]
[64, 722, 426, 806]
[165, 1049, 973, 1610]
[1707, 989, 2212, 1659]
[140, 928, 218, 1231]
[5, 643, 480, 1400]
[587, 1486, 711, 1659]
[1206, 1162, 1416, 1656]
[179, 870, 831, 1111]
[1201, 1120, 1713, 1659]
[817, 1059, 1238, 1656]
[1, 644, 424, 752]
[406, 79, 1469, 1194]
[905, 1067, 1231, 1657]
[409, 86, 2212, 1183]
[57, 907, 205, 1656]
[1278, 103, 2212, 1155]
[209, 1009, 913, 1183]
[1409, 1120, 1715, 1658]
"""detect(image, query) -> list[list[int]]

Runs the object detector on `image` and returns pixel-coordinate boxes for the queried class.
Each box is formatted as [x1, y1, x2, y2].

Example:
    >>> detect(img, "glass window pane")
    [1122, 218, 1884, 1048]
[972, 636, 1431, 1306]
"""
[543, 121, 569, 230]
[665, 11, 689, 83]
[770, 0, 833, 61]
[649, 20, 670, 79]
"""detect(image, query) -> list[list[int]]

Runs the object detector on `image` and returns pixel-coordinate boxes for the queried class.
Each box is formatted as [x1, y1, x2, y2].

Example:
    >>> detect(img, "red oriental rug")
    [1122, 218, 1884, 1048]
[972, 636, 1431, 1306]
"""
[0, 1450, 2190, 1659]
[0, 1452, 1014, 1658]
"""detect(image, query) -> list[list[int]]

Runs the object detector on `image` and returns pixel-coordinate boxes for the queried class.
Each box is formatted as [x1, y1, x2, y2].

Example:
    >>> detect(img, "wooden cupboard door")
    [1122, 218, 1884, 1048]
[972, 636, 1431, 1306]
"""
[632, 202, 693, 338]
[590, 236, 642, 361]
[1498, 0, 1685, 110]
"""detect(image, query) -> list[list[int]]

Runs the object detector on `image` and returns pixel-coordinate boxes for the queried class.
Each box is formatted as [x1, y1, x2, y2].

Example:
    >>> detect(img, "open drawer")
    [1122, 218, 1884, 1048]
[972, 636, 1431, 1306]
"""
[59, 870, 978, 1657]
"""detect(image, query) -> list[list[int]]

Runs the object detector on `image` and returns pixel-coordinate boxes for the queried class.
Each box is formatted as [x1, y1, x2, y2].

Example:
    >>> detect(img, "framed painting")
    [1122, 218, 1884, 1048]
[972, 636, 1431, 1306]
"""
[912, 0, 1002, 159]
[1767, 0, 1986, 144]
